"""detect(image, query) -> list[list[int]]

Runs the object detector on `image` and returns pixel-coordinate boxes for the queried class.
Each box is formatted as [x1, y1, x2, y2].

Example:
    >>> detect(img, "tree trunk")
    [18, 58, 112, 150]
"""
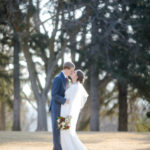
[77, 99, 90, 130]
[12, 29, 21, 131]
[118, 80, 128, 131]
[22, 37, 48, 131]
[36, 94, 47, 131]
[0, 99, 6, 130]
[90, 65, 100, 131]
[89, 0, 100, 131]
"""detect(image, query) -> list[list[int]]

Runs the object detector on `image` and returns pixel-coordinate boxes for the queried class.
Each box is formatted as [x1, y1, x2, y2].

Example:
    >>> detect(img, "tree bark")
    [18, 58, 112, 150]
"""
[12, 29, 21, 131]
[77, 97, 90, 130]
[37, 94, 47, 131]
[0, 99, 6, 130]
[89, 0, 100, 131]
[118, 79, 128, 131]
[90, 65, 100, 131]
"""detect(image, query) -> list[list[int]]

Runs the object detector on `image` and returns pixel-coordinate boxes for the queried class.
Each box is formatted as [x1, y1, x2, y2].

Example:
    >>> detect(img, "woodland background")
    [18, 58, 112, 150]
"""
[0, 0, 150, 132]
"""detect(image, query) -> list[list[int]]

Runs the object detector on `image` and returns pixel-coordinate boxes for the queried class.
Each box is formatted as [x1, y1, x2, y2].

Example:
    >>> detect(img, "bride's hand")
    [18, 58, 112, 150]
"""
[65, 100, 69, 104]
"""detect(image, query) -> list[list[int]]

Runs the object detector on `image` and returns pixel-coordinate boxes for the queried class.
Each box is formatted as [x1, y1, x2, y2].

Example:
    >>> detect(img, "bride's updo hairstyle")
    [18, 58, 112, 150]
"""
[76, 69, 85, 84]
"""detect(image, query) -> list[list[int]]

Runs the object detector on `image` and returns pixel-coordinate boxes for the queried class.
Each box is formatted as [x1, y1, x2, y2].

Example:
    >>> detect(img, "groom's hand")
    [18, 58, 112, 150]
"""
[65, 100, 69, 104]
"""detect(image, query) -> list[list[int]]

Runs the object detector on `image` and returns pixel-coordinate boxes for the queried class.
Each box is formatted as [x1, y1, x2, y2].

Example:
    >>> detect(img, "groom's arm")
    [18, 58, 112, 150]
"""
[51, 77, 66, 104]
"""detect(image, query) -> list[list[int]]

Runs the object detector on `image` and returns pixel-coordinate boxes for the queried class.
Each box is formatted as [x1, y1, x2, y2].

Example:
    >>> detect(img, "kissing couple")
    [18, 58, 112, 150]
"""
[49, 62, 88, 150]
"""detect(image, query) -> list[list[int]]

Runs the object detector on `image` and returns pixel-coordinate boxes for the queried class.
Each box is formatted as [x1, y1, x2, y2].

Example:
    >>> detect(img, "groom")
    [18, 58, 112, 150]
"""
[49, 62, 75, 150]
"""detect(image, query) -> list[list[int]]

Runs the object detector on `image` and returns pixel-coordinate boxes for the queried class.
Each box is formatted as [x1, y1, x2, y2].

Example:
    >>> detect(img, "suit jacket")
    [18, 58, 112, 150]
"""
[49, 72, 67, 113]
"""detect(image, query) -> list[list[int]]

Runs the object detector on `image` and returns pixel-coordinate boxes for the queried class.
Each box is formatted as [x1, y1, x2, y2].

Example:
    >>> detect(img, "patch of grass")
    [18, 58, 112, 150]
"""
[0, 132, 150, 150]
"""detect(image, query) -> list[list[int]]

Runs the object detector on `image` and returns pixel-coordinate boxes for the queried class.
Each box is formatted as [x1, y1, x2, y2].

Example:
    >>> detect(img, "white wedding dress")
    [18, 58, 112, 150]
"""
[60, 81, 88, 150]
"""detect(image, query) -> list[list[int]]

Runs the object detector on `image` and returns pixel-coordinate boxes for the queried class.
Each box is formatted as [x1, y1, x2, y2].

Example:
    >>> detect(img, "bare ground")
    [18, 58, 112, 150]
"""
[0, 131, 150, 150]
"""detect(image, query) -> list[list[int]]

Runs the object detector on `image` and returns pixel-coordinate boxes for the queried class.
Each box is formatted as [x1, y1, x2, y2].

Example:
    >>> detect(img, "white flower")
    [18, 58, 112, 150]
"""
[62, 122, 65, 126]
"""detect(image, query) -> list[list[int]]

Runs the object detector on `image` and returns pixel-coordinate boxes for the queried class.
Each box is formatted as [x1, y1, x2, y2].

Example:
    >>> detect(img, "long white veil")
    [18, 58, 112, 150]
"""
[79, 83, 89, 109]
[68, 82, 88, 116]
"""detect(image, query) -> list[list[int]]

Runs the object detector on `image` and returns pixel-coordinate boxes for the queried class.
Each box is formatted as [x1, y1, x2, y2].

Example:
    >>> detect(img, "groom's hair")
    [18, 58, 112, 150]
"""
[63, 62, 75, 69]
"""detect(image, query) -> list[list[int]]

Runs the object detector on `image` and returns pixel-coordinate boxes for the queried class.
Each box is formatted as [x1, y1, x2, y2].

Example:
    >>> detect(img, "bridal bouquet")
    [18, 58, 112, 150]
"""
[57, 116, 72, 130]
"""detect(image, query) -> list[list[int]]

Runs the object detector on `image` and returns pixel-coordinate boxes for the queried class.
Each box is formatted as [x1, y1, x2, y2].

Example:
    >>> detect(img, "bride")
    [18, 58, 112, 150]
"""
[60, 69, 88, 150]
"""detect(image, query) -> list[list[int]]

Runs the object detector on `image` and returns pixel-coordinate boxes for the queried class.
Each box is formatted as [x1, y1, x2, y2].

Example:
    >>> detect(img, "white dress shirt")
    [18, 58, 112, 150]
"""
[62, 71, 67, 78]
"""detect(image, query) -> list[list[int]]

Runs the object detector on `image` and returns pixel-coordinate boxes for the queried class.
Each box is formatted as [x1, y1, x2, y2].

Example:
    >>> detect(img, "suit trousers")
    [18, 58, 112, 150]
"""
[51, 111, 62, 150]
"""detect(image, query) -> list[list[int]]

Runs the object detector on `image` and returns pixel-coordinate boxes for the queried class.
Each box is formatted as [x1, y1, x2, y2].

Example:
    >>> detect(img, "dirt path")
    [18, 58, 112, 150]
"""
[0, 132, 150, 150]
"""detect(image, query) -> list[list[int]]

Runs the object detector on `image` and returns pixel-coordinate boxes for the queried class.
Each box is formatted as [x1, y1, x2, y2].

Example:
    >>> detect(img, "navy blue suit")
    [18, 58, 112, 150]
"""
[49, 72, 67, 150]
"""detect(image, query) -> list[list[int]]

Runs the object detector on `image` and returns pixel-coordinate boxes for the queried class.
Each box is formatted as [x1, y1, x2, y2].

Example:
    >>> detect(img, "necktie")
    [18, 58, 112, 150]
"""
[66, 78, 68, 88]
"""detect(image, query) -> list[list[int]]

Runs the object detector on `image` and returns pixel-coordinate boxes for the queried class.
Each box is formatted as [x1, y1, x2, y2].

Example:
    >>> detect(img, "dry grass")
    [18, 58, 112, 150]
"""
[0, 131, 150, 150]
